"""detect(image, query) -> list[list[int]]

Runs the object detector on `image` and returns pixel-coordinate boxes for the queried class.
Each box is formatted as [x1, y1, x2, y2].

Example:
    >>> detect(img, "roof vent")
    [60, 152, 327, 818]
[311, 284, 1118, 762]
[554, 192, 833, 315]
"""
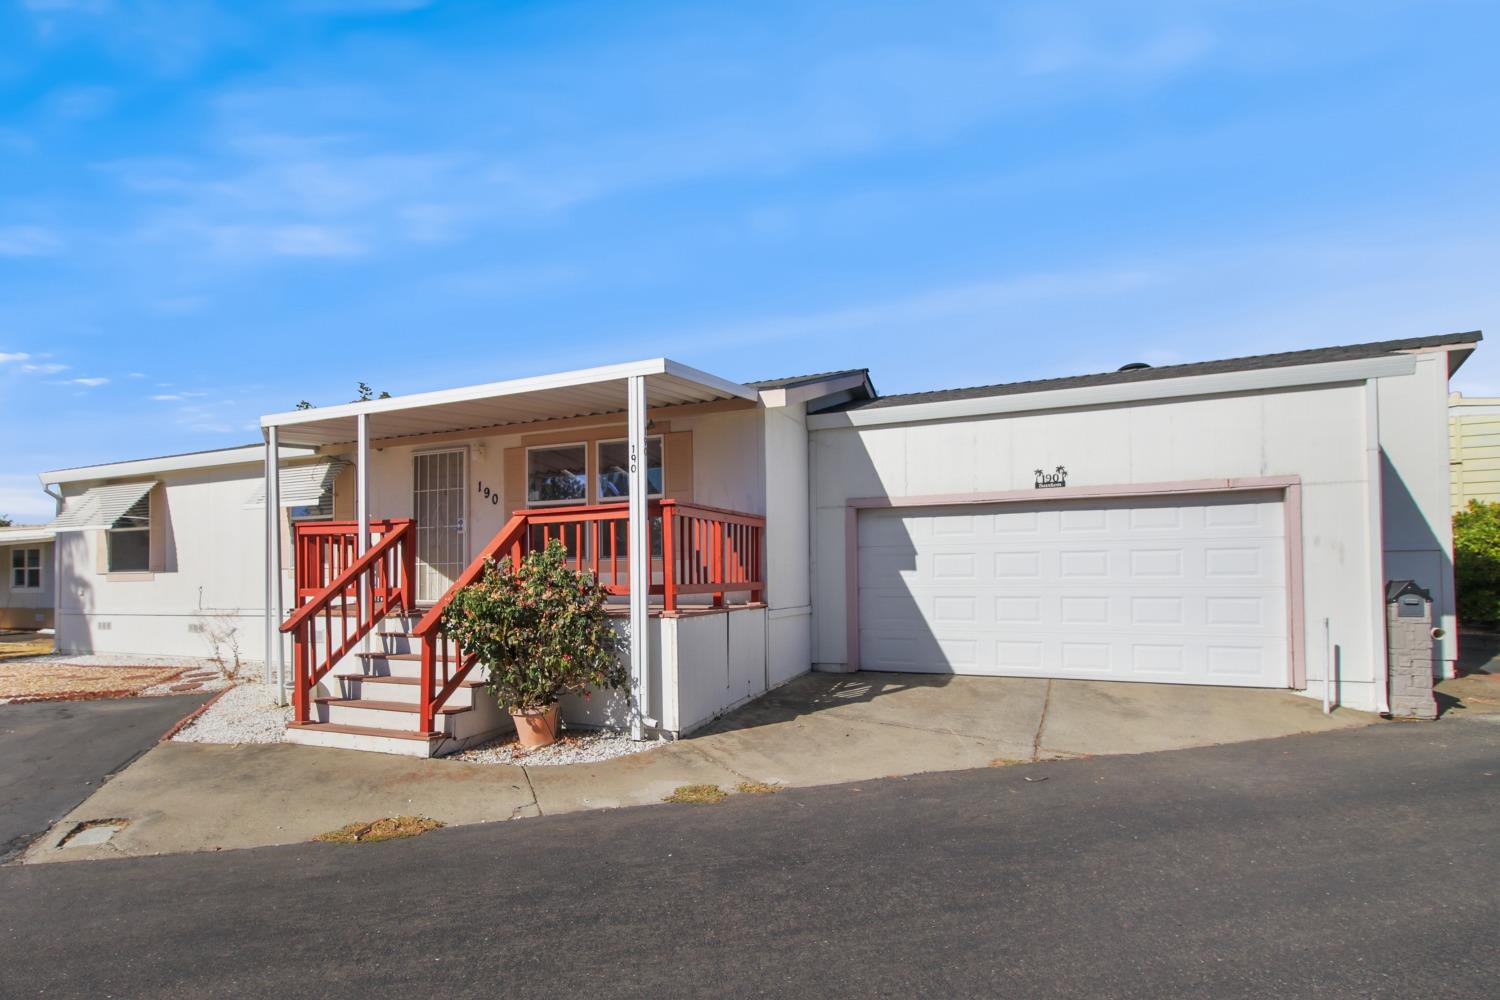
[1117, 362, 1152, 371]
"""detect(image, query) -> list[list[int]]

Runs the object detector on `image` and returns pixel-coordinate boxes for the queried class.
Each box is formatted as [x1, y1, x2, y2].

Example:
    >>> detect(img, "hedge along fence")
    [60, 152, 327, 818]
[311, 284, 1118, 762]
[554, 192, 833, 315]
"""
[1454, 500, 1500, 628]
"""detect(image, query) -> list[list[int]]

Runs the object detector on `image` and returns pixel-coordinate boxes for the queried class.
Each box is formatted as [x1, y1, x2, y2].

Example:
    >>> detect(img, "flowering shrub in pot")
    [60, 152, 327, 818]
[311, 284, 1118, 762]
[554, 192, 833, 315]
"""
[441, 540, 625, 747]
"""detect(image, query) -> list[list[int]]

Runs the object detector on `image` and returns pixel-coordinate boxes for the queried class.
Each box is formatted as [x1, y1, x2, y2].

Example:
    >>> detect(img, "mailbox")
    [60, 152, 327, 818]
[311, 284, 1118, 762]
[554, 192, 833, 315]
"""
[1384, 580, 1438, 720]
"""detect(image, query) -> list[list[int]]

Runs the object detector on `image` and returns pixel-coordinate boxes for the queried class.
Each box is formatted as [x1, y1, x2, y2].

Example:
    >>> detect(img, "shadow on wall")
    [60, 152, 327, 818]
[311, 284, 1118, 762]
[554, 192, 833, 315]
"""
[56, 531, 97, 654]
[1380, 450, 1454, 674]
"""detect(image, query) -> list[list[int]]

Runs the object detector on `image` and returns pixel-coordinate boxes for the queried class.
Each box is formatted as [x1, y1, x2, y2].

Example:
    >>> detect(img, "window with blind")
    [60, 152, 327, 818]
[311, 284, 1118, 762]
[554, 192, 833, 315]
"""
[107, 493, 151, 572]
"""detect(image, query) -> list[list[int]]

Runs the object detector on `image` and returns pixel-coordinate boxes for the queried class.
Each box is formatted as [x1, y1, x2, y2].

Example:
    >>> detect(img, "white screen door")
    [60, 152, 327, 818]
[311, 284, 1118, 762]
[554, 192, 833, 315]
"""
[413, 449, 467, 603]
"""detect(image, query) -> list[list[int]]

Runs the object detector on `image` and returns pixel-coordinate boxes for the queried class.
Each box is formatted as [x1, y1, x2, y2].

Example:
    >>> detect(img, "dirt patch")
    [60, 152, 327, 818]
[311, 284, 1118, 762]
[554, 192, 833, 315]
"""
[735, 780, 782, 795]
[664, 783, 728, 804]
[0, 663, 184, 702]
[313, 816, 445, 844]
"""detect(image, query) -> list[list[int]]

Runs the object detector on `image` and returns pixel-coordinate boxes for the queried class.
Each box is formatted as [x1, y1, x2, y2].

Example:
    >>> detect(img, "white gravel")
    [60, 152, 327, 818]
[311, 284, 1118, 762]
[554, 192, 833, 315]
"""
[451, 728, 657, 766]
[172, 683, 290, 744]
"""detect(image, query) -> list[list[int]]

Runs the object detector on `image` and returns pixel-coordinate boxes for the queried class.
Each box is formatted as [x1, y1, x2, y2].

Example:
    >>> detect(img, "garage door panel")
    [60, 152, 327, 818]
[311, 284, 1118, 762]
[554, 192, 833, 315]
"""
[857, 495, 1288, 688]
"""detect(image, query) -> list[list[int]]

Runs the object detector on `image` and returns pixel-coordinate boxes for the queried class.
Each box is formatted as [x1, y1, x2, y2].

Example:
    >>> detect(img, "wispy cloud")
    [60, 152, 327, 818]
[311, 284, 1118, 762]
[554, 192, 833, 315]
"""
[21, 362, 68, 374]
[0, 352, 31, 364]
[0, 226, 63, 256]
[53, 376, 108, 387]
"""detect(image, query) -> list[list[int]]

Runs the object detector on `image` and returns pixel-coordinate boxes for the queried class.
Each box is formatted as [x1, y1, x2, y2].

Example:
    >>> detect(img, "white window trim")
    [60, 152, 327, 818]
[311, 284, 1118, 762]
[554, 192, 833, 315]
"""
[525, 441, 590, 507]
[595, 434, 664, 504]
[10, 547, 42, 591]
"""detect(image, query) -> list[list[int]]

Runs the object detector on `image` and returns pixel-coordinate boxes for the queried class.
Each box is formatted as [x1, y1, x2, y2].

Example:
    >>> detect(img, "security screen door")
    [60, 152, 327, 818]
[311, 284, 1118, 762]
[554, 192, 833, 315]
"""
[413, 449, 466, 603]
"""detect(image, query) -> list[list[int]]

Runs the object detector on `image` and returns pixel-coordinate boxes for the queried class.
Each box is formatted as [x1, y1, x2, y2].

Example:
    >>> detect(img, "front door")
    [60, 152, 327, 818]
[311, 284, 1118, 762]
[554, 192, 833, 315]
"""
[413, 449, 467, 603]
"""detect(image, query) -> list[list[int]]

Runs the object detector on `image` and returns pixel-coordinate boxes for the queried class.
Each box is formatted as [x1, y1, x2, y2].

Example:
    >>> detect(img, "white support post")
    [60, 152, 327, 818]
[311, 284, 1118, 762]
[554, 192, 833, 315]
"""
[356, 412, 371, 649]
[627, 374, 652, 740]
[265, 426, 286, 703]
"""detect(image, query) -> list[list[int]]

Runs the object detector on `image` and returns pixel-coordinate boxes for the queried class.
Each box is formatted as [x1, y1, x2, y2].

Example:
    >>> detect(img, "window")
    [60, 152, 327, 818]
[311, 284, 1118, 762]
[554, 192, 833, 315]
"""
[288, 499, 333, 522]
[527, 444, 587, 505]
[10, 548, 41, 590]
[107, 493, 151, 573]
[596, 436, 663, 502]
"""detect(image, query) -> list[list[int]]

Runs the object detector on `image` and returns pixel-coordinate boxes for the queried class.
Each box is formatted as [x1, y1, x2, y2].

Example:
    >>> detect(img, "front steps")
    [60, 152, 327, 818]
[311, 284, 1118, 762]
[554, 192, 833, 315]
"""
[284, 615, 509, 758]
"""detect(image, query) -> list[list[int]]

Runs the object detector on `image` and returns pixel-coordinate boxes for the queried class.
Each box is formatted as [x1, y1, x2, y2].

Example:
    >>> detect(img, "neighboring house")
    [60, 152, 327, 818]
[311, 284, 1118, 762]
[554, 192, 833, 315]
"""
[0, 525, 55, 631]
[36, 331, 1477, 755]
[1448, 392, 1500, 511]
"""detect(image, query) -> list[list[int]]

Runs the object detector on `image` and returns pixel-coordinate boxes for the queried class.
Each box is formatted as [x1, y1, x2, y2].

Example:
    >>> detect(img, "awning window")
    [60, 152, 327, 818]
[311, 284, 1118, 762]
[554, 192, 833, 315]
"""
[50, 480, 158, 531]
[247, 458, 348, 510]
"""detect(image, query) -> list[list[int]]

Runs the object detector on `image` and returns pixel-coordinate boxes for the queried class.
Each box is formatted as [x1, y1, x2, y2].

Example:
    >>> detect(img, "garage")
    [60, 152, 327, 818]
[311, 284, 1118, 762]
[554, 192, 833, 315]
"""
[855, 492, 1290, 687]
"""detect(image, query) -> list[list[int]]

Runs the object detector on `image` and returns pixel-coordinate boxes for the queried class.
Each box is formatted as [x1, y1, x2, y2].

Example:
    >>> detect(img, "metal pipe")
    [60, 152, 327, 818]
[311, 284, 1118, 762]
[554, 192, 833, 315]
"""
[266, 427, 286, 703]
[356, 413, 370, 655]
[1323, 617, 1333, 714]
[627, 374, 651, 740]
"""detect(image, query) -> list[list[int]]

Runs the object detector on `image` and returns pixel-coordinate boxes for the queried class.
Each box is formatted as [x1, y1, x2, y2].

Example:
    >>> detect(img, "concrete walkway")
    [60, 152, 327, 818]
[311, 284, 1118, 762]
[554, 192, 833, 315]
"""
[21, 673, 1374, 863]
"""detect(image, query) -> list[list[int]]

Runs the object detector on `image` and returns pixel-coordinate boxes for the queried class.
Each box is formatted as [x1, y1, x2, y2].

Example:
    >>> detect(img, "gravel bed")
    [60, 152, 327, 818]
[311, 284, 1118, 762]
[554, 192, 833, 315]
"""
[451, 728, 657, 766]
[171, 683, 290, 744]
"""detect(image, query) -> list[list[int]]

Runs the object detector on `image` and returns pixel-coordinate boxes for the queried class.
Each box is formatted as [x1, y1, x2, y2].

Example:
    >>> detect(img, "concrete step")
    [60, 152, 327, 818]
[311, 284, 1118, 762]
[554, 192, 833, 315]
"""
[335, 673, 486, 708]
[354, 651, 463, 680]
[315, 696, 469, 731]
[284, 721, 443, 758]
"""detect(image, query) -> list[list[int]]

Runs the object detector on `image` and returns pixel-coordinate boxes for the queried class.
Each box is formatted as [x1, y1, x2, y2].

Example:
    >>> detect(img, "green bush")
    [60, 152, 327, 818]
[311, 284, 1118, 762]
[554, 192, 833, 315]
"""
[440, 540, 626, 712]
[1453, 500, 1500, 628]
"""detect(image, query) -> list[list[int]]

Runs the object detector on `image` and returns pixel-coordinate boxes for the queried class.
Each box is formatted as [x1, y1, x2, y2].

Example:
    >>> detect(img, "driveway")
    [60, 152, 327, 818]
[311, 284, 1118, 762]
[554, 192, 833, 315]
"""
[0, 693, 210, 863]
[0, 718, 1495, 999]
[21, 673, 1370, 862]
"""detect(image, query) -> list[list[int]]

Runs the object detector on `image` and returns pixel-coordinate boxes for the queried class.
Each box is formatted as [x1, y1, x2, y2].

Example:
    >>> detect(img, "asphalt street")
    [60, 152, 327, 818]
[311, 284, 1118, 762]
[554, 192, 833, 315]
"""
[1, 717, 1496, 999]
[0, 693, 209, 863]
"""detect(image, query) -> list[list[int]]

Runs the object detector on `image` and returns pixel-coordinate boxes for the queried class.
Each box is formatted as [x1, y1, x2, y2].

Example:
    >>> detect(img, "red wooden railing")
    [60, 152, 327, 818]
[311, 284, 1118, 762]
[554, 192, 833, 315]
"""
[293, 519, 411, 604]
[280, 519, 416, 725]
[410, 501, 765, 733]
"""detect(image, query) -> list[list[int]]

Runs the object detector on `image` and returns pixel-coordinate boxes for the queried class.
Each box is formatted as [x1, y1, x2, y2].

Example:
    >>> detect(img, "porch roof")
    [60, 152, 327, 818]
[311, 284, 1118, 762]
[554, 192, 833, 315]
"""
[260, 358, 759, 448]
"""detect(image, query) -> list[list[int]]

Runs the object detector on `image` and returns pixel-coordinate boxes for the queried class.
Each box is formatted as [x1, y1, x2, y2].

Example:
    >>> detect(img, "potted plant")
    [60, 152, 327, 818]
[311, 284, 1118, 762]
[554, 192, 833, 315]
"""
[441, 539, 625, 748]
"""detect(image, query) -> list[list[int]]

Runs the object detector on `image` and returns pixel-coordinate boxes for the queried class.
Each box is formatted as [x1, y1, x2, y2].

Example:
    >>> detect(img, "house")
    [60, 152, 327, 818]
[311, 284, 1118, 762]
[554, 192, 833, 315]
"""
[1449, 392, 1500, 511]
[0, 525, 55, 631]
[36, 331, 1477, 755]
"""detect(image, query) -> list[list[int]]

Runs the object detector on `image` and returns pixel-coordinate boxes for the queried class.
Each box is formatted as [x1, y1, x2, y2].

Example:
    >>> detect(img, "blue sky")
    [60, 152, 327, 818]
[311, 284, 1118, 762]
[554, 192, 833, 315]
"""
[2, 1, 1499, 522]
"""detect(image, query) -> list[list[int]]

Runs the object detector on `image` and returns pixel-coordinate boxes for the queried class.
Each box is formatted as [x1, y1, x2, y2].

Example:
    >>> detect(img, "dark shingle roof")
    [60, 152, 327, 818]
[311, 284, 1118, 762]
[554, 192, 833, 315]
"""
[746, 368, 870, 390]
[830, 331, 1481, 412]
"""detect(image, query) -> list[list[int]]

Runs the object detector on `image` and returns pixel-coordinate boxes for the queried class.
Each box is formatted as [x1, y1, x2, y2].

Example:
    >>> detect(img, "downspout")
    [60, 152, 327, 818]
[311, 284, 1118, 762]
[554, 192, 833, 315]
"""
[1365, 380, 1392, 716]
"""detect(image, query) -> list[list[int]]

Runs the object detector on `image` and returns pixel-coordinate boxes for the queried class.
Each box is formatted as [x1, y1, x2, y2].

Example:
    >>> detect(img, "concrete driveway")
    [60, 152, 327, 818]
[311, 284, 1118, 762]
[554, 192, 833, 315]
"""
[20, 673, 1372, 863]
[0, 693, 210, 863]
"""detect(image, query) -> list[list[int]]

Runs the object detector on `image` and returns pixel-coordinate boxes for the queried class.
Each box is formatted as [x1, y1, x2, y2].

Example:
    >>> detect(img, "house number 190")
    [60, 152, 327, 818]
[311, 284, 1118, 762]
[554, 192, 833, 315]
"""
[476, 482, 500, 505]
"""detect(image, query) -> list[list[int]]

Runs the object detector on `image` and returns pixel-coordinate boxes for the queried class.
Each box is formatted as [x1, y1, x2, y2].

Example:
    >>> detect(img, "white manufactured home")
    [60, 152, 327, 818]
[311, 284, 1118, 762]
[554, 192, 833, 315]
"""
[37, 331, 1477, 755]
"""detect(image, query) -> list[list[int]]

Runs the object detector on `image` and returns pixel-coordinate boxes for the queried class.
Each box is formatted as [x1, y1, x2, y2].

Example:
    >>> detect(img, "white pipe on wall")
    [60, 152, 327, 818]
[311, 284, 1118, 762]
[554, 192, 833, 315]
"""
[265, 426, 285, 703]
[627, 374, 651, 740]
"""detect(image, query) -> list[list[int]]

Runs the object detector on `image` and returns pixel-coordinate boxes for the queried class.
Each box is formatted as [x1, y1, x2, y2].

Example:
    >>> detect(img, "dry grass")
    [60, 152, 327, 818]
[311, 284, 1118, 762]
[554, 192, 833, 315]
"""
[314, 815, 445, 844]
[0, 662, 183, 702]
[735, 780, 782, 795]
[0, 637, 53, 662]
[988, 757, 1026, 768]
[663, 783, 728, 804]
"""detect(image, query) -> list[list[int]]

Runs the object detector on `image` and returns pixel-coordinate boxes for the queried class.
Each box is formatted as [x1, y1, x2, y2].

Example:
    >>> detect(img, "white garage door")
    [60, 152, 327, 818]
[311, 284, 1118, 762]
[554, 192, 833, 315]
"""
[857, 493, 1289, 687]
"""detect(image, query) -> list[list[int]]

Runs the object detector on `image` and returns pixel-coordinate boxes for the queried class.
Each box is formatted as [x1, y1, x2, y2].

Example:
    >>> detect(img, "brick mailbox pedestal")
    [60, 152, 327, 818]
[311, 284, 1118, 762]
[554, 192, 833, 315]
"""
[1386, 580, 1439, 721]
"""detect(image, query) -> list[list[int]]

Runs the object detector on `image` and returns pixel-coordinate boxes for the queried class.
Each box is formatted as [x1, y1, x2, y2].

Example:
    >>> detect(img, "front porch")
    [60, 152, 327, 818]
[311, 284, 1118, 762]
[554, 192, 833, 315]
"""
[259, 360, 778, 756]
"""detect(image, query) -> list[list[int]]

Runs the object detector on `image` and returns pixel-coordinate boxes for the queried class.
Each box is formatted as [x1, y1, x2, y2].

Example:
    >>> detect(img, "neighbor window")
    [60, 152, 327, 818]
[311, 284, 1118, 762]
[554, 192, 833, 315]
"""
[596, 437, 663, 502]
[288, 499, 333, 522]
[10, 548, 41, 590]
[527, 444, 587, 505]
[107, 493, 152, 573]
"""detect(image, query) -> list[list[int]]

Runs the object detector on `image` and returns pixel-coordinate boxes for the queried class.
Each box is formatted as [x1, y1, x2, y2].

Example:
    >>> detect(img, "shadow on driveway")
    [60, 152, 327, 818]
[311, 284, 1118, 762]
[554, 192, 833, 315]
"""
[0, 694, 209, 863]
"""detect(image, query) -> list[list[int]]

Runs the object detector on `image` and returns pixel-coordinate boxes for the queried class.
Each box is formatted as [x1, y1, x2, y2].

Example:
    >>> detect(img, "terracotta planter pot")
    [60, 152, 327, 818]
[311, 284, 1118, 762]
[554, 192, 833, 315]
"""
[510, 704, 561, 748]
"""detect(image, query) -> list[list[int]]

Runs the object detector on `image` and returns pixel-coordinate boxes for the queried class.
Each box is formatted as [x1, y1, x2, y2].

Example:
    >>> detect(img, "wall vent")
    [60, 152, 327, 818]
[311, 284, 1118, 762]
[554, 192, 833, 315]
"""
[187, 623, 205, 634]
[96, 621, 112, 631]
